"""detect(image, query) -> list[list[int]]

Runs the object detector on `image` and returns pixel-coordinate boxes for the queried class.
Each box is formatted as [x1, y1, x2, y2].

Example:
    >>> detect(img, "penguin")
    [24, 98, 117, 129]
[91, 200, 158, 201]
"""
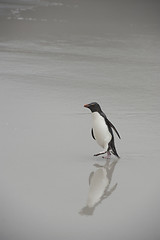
[84, 102, 120, 158]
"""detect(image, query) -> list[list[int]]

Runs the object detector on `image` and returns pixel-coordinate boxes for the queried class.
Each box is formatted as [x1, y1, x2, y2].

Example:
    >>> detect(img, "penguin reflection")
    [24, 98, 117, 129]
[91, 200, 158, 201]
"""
[79, 159, 118, 216]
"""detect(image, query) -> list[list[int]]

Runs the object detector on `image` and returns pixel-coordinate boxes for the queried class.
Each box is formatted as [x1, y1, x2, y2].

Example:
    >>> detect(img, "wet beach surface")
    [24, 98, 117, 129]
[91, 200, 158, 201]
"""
[0, 1, 160, 240]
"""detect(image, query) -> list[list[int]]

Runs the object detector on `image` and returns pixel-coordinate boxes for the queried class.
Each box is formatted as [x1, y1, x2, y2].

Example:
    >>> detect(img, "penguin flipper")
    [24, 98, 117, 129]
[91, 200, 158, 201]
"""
[100, 112, 121, 139]
[106, 119, 121, 139]
[91, 128, 96, 140]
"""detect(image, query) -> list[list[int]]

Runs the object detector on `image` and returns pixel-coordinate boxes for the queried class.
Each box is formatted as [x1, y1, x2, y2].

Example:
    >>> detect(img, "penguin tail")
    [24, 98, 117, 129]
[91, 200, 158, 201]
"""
[111, 147, 120, 158]
[109, 139, 120, 158]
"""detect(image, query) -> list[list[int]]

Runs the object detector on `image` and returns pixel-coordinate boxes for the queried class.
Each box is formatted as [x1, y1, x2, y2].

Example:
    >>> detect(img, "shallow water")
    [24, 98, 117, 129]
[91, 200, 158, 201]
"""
[0, 1, 160, 240]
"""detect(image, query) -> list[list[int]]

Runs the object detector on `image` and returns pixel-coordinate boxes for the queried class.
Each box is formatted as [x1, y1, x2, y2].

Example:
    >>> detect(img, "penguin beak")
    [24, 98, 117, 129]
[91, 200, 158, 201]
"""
[84, 104, 89, 108]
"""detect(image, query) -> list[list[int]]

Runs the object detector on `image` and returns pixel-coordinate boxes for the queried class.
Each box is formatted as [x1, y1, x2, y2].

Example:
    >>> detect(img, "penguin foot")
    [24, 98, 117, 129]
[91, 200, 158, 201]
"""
[94, 151, 107, 157]
[102, 151, 111, 159]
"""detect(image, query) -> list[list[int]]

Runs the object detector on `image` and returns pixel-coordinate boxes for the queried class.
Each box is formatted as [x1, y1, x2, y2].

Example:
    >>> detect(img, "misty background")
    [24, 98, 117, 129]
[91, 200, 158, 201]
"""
[0, 1, 160, 240]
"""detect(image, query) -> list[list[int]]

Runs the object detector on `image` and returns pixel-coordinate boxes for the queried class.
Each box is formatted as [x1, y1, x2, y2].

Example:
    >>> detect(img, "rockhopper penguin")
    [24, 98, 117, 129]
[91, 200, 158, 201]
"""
[84, 102, 120, 158]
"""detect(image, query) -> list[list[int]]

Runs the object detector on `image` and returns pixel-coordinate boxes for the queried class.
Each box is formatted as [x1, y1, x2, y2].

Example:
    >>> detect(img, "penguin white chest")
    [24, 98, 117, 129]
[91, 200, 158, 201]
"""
[92, 112, 112, 149]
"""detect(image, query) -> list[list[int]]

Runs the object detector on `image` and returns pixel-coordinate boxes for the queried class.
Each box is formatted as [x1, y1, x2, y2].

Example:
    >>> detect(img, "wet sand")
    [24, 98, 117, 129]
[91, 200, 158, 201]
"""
[0, 1, 160, 240]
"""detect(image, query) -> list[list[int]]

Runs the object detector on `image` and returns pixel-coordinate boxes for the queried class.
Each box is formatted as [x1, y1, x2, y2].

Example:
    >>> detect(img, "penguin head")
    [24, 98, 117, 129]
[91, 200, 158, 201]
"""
[84, 102, 102, 113]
